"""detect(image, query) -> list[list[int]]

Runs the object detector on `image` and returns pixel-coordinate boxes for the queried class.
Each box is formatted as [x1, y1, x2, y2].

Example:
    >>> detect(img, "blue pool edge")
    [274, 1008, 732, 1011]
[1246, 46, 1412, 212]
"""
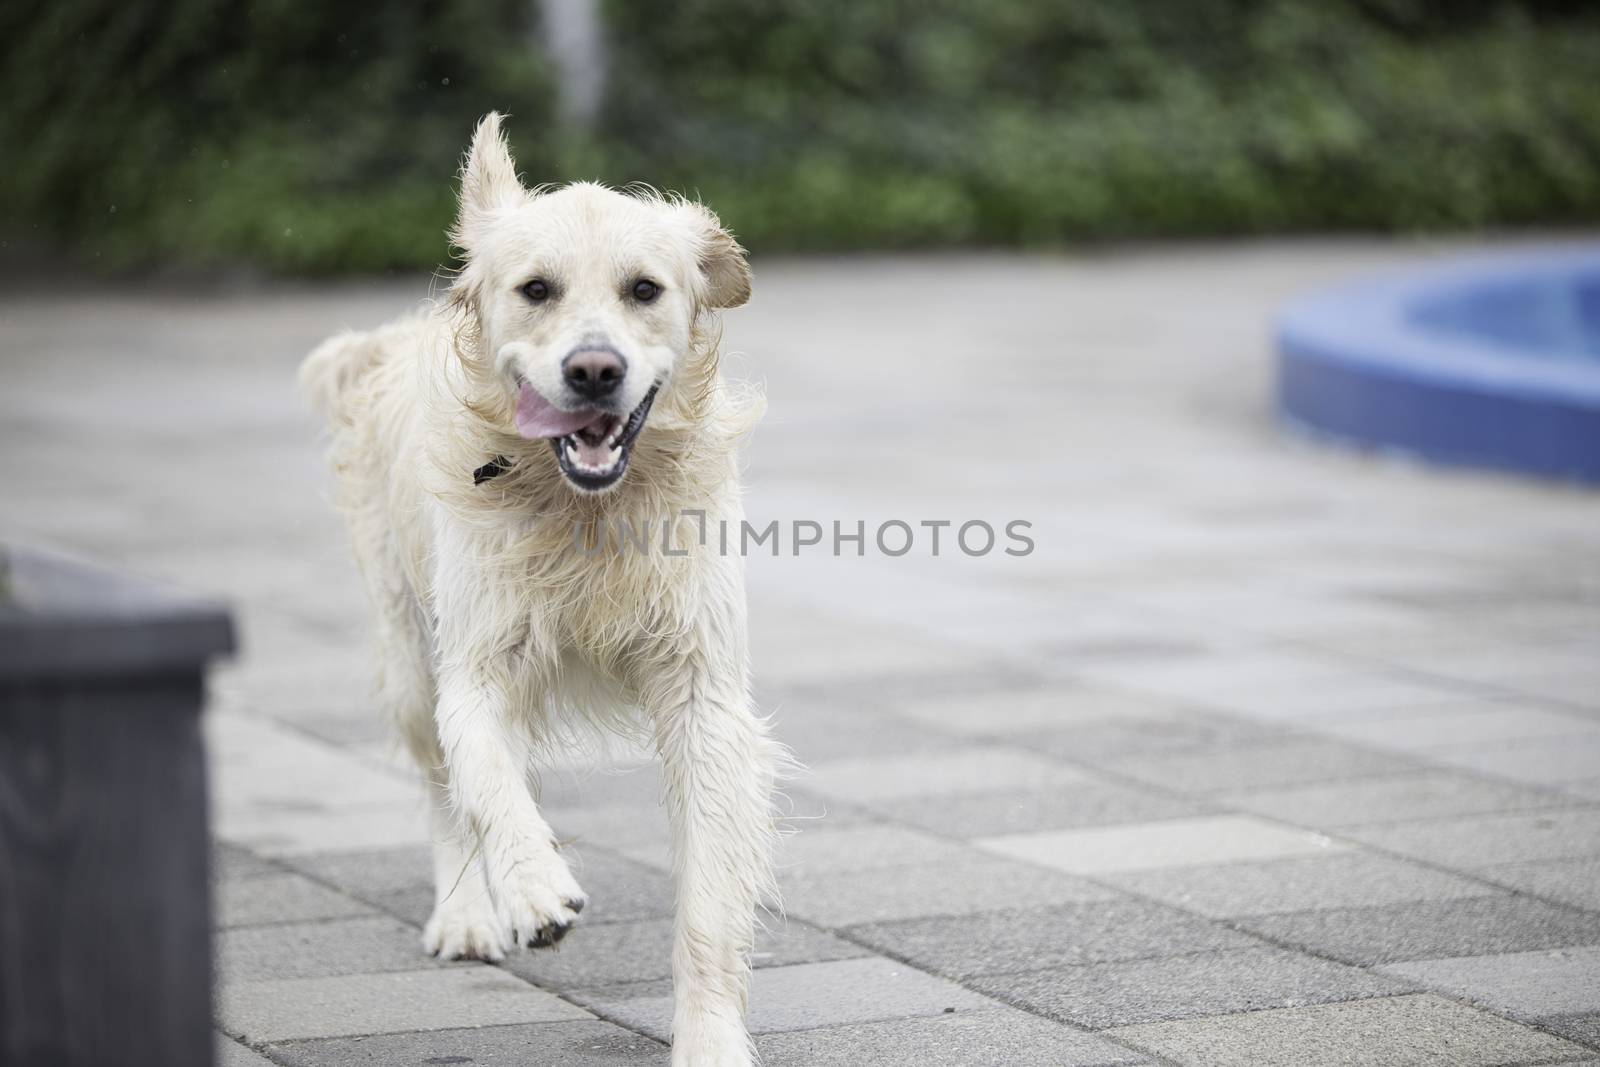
[1275, 245, 1600, 484]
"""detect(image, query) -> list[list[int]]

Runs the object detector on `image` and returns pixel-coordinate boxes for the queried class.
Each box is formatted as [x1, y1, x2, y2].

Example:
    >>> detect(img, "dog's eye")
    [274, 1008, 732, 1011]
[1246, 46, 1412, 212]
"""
[521, 279, 550, 302]
[631, 279, 661, 304]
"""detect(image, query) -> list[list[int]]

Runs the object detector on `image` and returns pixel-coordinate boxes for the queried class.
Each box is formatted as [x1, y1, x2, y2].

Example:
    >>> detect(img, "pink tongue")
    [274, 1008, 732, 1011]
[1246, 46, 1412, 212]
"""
[515, 383, 607, 439]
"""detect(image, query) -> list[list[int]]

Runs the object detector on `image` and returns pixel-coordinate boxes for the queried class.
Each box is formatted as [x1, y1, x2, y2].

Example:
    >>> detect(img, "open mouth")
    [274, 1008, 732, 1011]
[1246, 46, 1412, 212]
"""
[549, 385, 658, 491]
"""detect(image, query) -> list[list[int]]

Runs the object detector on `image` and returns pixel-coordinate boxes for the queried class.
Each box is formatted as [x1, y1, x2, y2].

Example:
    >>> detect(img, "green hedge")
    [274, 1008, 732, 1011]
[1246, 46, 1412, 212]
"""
[3, 1, 1598, 272]
[0, 0, 554, 271]
[604, 0, 1600, 245]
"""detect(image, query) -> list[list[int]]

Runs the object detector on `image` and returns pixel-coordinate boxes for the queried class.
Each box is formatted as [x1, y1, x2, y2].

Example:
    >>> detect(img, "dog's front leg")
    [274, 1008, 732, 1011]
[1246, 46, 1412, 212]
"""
[434, 662, 587, 948]
[647, 619, 778, 1066]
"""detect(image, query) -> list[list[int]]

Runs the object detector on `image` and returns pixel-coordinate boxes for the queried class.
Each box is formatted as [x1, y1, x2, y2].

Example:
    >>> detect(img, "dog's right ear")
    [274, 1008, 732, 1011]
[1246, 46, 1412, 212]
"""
[451, 112, 523, 253]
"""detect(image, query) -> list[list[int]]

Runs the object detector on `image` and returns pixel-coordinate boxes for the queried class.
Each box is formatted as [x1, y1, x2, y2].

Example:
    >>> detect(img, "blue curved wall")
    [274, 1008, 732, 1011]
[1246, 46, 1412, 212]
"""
[1276, 246, 1600, 483]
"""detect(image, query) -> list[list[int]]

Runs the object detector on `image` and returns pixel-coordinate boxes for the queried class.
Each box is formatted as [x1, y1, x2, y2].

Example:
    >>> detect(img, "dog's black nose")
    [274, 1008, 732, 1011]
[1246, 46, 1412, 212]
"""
[562, 348, 625, 400]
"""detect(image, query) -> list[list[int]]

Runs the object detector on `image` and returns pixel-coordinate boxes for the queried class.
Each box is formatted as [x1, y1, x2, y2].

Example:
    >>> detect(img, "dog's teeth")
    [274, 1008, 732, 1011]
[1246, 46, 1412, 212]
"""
[565, 442, 580, 465]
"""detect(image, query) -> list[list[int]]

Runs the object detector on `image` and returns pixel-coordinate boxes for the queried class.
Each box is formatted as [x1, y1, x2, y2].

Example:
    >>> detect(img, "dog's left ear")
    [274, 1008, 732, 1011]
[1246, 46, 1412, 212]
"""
[451, 112, 524, 253]
[676, 201, 751, 310]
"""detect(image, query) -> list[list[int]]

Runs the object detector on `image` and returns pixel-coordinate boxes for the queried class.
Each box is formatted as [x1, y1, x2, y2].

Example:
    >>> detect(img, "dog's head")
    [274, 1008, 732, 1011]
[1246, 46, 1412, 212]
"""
[448, 112, 750, 493]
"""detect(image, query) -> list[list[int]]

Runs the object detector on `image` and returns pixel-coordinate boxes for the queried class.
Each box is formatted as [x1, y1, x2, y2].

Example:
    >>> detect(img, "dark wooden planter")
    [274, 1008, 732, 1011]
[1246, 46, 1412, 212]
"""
[0, 547, 233, 1067]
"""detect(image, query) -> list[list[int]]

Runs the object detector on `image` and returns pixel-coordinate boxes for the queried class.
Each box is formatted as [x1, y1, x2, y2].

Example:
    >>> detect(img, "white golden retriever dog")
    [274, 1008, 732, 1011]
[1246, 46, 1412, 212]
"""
[299, 113, 780, 1065]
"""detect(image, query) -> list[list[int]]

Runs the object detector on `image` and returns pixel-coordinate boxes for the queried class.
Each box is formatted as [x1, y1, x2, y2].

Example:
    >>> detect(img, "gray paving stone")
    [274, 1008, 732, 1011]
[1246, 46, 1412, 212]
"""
[207, 712, 428, 855]
[775, 823, 974, 873]
[750, 920, 874, 975]
[847, 900, 1260, 980]
[1104, 851, 1500, 919]
[622, 819, 973, 881]
[867, 780, 1211, 839]
[805, 746, 1090, 804]
[217, 915, 457, 982]
[1039, 635, 1213, 664]
[771, 700, 968, 761]
[1238, 895, 1600, 965]
[503, 916, 867, 989]
[1075, 657, 1466, 722]
[756, 1008, 1149, 1066]
[1479, 857, 1600, 911]
[572, 957, 993, 1041]
[536, 761, 664, 810]
[214, 653, 372, 725]
[1540, 1015, 1600, 1050]
[1381, 946, 1600, 1019]
[748, 605, 996, 690]
[775, 786, 883, 830]
[281, 846, 434, 924]
[219, 967, 591, 1043]
[219, 804, 432, 859]
[979, 815, 1343, 875]
[1565, 777, 1600, 803]
[557, 845, 677, 924]
[1498, 671, 1600, 712]
[1217, 772, 1573, 829]
[266, 1020, 666, 1065]
[1343, 809, 1600, 868]
[604, 837, 684, 872]
[1427, 735, 1600, 788]
[779, 854, 1117, 927]
[1099, 738, 1425, 795]
[969, 948, 1413, 1030]
[214, 842, 283, 881]
[885, 683, 1182, 739]
[1020, 714, 1284, 765]
[1066, 651, 1410, 713]
[1303, 704, 1600, 753]
[1106, 993, 1590, 1067]
[549, 801, 673, 851]
[274, 706, 393, 749]
[217, 1036, 276, 1067]
[762, 664, 1049, 712]
[215, 872, 374, 928]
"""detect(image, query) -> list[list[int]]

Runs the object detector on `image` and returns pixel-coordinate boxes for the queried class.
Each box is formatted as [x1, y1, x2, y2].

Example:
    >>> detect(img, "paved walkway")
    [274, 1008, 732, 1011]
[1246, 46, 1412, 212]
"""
[3, 239, 1599, 1066]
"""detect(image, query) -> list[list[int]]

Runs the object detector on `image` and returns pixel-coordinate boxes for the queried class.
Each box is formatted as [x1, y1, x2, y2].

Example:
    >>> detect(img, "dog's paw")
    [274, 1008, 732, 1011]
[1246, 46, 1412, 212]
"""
[491, 851, 588, 950]
[423, 893, 507, 962]
[671, 1015, 753, 1067]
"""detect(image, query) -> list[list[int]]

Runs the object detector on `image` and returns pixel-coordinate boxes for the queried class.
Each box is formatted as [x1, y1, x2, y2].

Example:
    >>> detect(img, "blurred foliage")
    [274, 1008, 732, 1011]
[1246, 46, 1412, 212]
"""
[2, 0, 1598, 272]
[0, 0, 553, 271]
[604, 0, 1600, 247]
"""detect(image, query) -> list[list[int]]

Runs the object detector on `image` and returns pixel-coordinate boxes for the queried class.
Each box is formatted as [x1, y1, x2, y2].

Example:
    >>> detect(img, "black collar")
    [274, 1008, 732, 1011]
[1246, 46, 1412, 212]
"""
[473, 455, 512, 485]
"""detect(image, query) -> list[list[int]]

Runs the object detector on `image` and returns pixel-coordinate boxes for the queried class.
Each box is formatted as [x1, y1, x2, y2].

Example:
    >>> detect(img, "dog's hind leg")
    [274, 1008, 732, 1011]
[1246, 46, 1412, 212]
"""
[645, 581, 779, 1067]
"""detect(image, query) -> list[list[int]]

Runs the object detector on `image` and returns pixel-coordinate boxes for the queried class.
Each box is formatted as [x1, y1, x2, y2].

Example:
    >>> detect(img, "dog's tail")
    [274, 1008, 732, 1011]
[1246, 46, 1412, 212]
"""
[297, 329, 377, 423]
